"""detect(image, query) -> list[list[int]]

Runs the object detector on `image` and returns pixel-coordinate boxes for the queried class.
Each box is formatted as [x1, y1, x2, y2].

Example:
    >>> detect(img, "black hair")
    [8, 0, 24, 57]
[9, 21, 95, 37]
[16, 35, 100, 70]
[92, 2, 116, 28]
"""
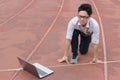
[78, 3, 92, 16]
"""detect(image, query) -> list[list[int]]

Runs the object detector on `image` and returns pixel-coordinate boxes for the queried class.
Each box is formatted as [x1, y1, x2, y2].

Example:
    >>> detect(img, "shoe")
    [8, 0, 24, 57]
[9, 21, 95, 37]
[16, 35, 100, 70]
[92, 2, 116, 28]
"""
[70, 55, 78, 64]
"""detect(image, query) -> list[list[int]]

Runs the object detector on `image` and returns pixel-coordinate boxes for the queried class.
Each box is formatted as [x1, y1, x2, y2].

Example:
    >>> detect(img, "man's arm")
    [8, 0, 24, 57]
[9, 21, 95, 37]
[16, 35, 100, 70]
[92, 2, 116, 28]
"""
[91, 19, 102, 63]
[91, 43, 102, 63]
[93, 44, 99, 61]
[57, 17, 75, 64]
[57, 39, 71, 64]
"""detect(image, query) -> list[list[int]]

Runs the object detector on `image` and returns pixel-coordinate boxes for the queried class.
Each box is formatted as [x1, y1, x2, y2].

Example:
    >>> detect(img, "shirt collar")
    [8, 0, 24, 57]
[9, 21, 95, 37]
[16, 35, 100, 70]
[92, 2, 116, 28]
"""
[78, 18, 90, 28]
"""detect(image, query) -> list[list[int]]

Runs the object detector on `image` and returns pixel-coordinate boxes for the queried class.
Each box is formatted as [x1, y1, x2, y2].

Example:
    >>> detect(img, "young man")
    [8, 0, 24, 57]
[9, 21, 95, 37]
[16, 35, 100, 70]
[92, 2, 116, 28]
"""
[58, 3, 102, 64]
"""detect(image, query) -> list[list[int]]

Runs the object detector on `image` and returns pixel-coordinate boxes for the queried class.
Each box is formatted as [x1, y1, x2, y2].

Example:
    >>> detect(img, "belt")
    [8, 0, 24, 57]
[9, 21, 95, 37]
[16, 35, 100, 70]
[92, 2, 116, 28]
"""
[80, 31, 93, 37]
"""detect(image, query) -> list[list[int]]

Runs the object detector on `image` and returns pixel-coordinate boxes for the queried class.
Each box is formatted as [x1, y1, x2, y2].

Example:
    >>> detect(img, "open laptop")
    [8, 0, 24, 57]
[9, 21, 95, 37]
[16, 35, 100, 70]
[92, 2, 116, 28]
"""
[17, 57, 54, 78]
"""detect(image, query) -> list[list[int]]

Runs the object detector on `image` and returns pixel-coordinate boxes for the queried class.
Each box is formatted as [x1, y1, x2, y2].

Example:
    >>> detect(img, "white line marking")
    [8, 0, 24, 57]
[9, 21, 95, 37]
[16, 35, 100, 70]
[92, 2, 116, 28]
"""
[90, 0, 108, 80]
[10, 0, 65, 80]
[26, 0, 65, 61]
[107, 60, 120, 63]
[1, 60, 120, 72]
[49, 60, 120, 68]
[0, 0, 34, 26]
[0, 68, 23, 72]
[49, 62, 96, 68]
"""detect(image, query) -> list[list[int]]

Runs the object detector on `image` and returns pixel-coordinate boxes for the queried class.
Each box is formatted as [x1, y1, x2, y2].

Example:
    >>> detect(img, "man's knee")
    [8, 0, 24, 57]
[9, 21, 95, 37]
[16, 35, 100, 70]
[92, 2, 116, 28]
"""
[79, 49, 88, 55]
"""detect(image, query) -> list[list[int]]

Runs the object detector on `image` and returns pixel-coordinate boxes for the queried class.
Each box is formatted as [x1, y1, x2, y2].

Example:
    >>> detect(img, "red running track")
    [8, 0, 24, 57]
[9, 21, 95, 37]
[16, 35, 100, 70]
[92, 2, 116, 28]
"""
[0, 0, 120, 80]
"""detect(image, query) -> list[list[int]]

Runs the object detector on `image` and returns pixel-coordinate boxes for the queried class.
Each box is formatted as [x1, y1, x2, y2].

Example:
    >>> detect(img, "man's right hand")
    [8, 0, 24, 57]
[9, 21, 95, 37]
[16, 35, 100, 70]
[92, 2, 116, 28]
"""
[57, 56, 69, 64]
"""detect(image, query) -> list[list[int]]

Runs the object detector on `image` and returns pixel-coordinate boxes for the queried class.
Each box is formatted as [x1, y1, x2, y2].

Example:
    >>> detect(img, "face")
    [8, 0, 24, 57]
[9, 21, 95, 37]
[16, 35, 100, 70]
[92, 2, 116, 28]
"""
[78, 11, 90, 26]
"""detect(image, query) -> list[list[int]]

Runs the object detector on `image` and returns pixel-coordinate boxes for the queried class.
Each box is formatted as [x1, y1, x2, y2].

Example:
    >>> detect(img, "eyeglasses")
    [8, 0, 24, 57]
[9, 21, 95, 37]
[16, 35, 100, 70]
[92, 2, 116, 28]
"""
[78, 15, 89, 19]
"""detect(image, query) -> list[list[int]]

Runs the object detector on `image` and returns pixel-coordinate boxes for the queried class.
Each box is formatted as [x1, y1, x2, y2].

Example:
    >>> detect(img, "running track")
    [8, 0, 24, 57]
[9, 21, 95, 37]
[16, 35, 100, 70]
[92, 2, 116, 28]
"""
[0, 0, 120, 80]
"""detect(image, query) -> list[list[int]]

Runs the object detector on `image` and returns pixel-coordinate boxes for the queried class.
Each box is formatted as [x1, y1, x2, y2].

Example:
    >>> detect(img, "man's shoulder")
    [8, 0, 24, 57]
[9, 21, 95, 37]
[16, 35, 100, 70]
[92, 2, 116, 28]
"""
[69, 16, 79, 24]
[90, 18, 98, 24]
[89, 17, 99, 26]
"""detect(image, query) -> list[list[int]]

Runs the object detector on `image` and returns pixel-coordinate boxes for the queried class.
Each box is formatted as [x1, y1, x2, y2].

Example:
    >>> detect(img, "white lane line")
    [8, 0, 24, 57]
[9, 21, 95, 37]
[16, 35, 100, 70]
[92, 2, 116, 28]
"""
[49, 60, 120, 68]
[26, 0, 65, 61]
[90, 0, 108, 80]
[10, 0, 65, 80]
[49, 62, 97, 68]
[0, 68, 23, 72]
[1, 60, 120, 72]
[107, 60, 120, 63]
[0, 0, 34, 26]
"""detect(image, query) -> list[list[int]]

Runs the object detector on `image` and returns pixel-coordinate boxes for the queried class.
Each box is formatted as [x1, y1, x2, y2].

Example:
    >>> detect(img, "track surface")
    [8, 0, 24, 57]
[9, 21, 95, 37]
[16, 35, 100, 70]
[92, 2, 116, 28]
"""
[0, 0, 120, 80]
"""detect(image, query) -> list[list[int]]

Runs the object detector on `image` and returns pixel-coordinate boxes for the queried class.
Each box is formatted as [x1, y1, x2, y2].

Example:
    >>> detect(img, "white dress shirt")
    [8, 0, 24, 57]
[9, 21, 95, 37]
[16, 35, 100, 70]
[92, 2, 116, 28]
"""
[66, 16, 100, 44]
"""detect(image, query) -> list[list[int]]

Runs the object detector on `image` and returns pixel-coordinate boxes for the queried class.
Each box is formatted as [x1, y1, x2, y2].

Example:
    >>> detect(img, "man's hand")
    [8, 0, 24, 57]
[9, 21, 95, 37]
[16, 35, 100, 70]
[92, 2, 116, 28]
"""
[90, 58, 103, 63]
[57, 56, 69, 64]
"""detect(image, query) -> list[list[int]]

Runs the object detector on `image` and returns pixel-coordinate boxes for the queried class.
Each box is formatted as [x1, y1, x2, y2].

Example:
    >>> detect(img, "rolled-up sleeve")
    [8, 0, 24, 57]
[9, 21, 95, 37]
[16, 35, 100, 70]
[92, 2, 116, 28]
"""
[91, 23, 100, 44]
[66, 20, 74, 40]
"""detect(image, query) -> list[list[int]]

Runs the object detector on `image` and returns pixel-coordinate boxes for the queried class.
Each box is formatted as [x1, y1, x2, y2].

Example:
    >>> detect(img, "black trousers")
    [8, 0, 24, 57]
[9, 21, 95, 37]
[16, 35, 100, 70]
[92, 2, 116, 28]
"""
[71, 29, 92, 57]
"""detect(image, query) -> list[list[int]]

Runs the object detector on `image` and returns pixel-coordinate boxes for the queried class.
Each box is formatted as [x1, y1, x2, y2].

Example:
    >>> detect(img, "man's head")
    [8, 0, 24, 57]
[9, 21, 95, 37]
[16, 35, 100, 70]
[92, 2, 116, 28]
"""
[77, 3, 92, 26]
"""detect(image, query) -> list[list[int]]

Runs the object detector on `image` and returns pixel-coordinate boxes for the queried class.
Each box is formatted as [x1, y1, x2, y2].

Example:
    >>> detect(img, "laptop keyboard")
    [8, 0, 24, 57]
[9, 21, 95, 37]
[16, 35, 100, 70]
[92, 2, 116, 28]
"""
[37, 68, 48, 76]
[32, 63, 53, 78]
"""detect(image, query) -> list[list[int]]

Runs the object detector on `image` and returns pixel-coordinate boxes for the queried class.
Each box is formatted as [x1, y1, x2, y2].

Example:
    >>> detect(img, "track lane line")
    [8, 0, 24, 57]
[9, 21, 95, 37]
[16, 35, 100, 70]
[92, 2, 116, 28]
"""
[10, 0, 65, 80]
[90, 0, 108, 80]
[0, 68, 23, 72]
[26, 0, 65, 61]
[49, 60, 120, 68]
[0, 0, 34, 26]
[1, 59, 120, 72]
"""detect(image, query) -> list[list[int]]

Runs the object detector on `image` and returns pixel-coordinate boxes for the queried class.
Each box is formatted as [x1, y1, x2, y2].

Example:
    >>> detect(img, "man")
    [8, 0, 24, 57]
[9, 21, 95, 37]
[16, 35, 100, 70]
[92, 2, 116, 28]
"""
[58, 3, 102, 64]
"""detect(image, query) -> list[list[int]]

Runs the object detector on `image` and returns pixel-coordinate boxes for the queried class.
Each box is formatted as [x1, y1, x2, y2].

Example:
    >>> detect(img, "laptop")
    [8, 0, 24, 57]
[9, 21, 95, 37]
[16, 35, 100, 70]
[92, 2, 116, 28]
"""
[17, 57, 54, 78]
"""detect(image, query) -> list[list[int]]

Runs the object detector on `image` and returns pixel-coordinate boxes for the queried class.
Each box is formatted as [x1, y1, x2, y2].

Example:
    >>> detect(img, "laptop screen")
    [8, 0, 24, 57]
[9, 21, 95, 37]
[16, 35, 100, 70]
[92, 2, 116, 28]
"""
[17, 57, 54, 78]
[17, 57, 39, 78]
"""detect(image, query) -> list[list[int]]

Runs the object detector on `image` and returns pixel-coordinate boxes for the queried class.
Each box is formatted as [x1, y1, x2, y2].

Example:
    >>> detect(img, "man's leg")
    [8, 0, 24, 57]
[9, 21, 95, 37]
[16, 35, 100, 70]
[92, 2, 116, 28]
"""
[71, 29, 80, 64]
[79, 35, 91, 55]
